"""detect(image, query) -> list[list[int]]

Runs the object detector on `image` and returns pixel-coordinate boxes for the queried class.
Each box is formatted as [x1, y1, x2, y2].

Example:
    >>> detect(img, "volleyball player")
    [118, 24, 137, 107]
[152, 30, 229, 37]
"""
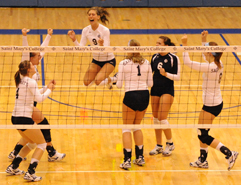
[149, 36, 181, 156]
[117, 39, 153, 170]
[68, 7, 117, 88]
[6, 60, 55, 181]
[181, 32, 238, 170]
[8, 28, 66, 162]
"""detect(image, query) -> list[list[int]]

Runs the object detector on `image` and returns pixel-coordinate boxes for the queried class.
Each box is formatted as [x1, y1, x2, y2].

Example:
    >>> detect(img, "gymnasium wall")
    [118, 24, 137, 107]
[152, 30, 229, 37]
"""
[0, 0, 240, 7]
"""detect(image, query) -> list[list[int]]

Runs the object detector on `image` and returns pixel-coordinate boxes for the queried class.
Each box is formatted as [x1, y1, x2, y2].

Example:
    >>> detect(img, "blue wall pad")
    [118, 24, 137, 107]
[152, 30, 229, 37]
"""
[0, 0, 37, 6]
[149, 0, 202, 7]
[38, 0, 92, 7]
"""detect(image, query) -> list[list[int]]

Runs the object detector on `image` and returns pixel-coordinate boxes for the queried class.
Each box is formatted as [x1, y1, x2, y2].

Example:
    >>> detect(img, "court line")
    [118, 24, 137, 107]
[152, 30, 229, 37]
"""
[220, 34, 241, 64]
[1, 169, 241, 173]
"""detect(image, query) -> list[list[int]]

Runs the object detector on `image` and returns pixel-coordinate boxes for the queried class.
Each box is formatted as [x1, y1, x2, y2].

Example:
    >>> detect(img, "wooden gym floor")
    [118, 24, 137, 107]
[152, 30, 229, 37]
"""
[0, 7, 241, 185]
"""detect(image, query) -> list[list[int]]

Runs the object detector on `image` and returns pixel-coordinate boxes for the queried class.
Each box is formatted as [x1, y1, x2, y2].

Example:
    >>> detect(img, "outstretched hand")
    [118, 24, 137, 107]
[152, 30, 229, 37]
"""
[47, 80, 56, 91]
[181, 34, 188, 46]
[98, 37, 104, 46]
[67, 30, 76, 42]
[48, 28, 53, 36]
[201, 30, 208, 42]
[22, 28, 30, 36]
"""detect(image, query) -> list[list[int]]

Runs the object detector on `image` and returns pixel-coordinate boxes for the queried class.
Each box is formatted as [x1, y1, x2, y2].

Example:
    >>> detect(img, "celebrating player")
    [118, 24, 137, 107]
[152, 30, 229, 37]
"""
[8, 28, 66, 162]
[6, 60, 55, 181]
[181, 32, 238, 170]
[117, 39, 153, 170]
[68, 7, 117, 88]
[149, 36, 181, 156]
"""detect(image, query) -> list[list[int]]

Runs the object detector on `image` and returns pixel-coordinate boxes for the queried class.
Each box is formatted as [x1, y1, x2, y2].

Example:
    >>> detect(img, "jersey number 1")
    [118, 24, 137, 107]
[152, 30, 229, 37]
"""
[137, 65, 141, 76]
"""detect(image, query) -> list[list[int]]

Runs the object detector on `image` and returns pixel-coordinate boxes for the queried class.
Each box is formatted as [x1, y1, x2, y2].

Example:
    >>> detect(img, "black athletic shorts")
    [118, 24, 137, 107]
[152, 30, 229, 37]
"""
[92, 58, 116, 67]
[11, 116, 35, 132]
[151, 86, 174, 97]
[123, 90, 149, 111]
[202, 102, 223, 117]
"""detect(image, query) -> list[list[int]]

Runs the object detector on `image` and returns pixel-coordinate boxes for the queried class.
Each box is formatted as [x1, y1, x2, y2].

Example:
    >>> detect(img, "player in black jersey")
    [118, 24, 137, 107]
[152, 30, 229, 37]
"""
[149, 36, 181, 156]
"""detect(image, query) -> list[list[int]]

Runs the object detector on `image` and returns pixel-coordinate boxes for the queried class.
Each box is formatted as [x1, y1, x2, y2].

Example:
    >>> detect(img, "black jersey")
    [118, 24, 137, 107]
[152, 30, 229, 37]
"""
[151, 53, 179, 88]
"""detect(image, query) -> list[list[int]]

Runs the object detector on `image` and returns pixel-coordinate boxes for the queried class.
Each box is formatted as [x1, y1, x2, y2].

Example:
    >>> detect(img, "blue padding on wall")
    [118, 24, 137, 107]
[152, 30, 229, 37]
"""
[203, 0, 240, 7]
[1, 29, 241, 35]
[149, 0, 202, 7]
[0, 0, 37, 6]
[93, 0, 148, 7]
[38, 0, 92, 7]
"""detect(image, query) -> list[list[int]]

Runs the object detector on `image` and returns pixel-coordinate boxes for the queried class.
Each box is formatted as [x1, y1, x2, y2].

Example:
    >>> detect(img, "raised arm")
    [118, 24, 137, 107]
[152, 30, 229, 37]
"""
[201, 30, 209, 62]
[201, 30, 208, 45]
[68, 29, 87, 46]
[40, 28, 53, 58]
[21, 28, 30, 61]
[181, 34, 215, 72]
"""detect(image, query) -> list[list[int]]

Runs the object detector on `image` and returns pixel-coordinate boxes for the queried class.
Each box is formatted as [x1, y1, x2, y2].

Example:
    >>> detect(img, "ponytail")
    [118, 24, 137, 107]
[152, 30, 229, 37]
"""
[88, 7, 110, 25]
[14, 71, 21, 87]
[14, 60, 31, 87]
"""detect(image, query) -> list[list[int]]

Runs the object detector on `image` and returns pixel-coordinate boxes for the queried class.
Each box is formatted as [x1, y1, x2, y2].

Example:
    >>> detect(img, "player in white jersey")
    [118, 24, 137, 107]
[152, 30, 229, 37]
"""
[8, 28, 66, 162]
[181, 32, 238, 170]
[149, 36, 181, 156]
[6, 60, 55, 181]
[68, 7, 117, 88]
[117, 39, 153, 170]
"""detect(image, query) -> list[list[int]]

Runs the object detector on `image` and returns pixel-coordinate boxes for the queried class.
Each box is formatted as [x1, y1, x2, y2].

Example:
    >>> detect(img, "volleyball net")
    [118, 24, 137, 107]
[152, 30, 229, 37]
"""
[0, 45, 241, 129]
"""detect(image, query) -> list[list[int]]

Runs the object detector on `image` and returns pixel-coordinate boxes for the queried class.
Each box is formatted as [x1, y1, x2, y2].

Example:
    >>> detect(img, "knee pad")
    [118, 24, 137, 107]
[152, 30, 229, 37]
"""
[122, 129, 131, 134]
[132, 129, 141, 132]
[39, 118, 52, 142]
[197, 129, 214, 145]
[158, 119, 169, 130]
[37, 143, 47, 151]
[26, 143, 37, 150]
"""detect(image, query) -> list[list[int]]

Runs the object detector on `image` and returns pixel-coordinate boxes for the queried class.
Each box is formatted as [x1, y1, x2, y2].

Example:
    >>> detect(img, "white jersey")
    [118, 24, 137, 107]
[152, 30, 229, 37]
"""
[116, 59, 153, 92]
[74, 24, 115, 61]
[12, 76, 51, 118]
[21, 34, 51, 82]
[183, 52, 223, 106]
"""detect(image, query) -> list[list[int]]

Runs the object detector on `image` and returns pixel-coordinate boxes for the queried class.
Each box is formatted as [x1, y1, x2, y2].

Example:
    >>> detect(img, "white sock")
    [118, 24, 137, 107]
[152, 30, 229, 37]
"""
[30, 158, 39, 164]
[138, 145, 143, 150]
[126, 148, 132, 152]
[215, 142, 224, 151]
[16, 154, 24, 160]
[167, 139, 173, 143]
[110, 76, 117, 83]
[98, 78, 109, 86]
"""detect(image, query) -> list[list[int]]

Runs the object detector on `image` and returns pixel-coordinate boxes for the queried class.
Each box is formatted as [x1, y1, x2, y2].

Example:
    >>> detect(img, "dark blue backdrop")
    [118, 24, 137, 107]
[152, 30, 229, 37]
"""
[0, 0, 240, 7]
